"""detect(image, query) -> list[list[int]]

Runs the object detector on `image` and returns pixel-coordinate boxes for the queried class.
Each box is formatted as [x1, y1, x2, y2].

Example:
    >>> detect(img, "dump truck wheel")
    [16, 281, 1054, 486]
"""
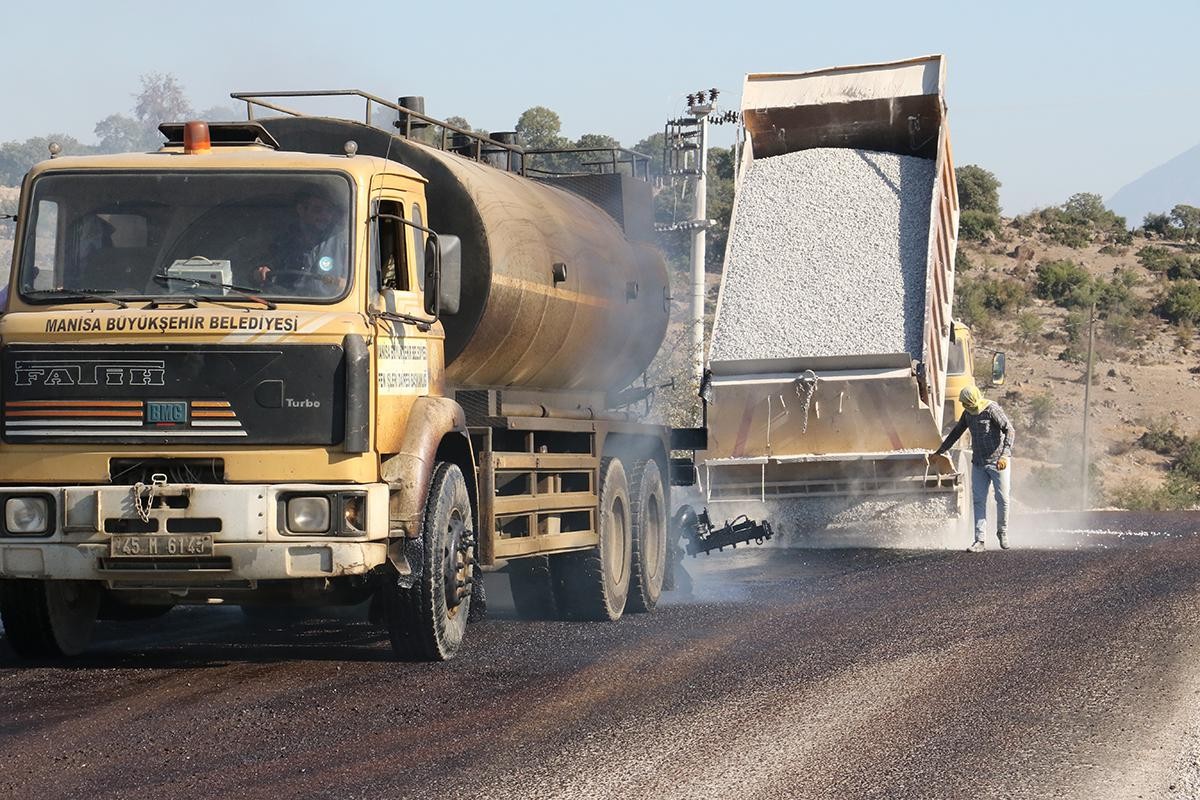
[383, 462, 474, 661]
[627, 459, 668, 613]
[508, 556, 559, 619]
[551, 457, 632, 621]
[0, 579, 101, 658]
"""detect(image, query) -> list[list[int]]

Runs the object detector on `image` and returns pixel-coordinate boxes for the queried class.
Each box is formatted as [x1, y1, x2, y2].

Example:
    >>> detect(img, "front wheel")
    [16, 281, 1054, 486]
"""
[382, 462, 475, 661]
[0, 579, 101, 658]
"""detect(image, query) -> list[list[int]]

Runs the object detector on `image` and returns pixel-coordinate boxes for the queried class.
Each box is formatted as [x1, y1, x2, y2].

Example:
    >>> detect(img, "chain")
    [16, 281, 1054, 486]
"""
[131, 473, 168, 523]
[794, 370, 819, 434]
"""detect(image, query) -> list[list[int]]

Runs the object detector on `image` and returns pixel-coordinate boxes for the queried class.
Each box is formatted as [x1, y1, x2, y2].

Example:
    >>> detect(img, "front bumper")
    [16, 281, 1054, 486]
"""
[0, 482, 390, 582]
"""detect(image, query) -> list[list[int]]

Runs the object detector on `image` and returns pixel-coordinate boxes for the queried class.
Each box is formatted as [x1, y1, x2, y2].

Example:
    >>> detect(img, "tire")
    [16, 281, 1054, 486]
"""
[550, 457, 632, 621]
[0, 579, 101, 658]
[627, 459, 668, 613]
[383, 462, 474, 661]
[507, 556, 559, 620]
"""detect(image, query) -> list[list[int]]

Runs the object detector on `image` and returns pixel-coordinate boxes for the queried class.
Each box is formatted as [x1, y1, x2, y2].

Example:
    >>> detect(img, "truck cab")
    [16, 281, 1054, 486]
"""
[943, 320, 1006, 433]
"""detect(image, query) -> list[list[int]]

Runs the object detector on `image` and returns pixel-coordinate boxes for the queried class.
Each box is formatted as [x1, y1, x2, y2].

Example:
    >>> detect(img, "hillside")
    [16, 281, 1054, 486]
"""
[1108, 143, 1200, 227]
[956, 221, 1200, 510]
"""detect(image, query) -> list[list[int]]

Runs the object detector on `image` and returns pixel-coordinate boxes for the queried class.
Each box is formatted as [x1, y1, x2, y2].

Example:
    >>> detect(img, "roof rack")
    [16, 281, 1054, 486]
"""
[229, 89, 650, 180]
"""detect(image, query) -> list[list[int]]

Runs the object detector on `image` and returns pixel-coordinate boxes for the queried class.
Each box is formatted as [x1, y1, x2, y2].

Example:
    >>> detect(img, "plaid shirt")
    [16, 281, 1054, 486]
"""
[936, 402, 1014, 467]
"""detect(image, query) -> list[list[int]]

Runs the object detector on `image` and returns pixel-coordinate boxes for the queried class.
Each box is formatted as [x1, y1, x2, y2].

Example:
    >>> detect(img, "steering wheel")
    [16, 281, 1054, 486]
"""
[263, 268, 336, 296]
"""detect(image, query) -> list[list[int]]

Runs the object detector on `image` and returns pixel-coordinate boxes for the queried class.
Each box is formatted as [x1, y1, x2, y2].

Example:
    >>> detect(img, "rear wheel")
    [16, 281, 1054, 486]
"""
[551, 457, 632, 621]
[383, 462, 474, 661]
[0, 579, 101, 658]
[627, 459, 668, 613]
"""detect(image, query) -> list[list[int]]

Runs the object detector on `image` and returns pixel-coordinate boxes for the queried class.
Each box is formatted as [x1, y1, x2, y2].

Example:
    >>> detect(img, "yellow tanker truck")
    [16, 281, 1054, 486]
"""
[0, 93, 692, 660]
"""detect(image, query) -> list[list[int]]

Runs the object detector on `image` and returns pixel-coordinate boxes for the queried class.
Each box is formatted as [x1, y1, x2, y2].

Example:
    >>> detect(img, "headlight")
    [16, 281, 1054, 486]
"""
[5, 497, 50, 535]
[341, 494, 366, 534]
[286, 496, 330, 533]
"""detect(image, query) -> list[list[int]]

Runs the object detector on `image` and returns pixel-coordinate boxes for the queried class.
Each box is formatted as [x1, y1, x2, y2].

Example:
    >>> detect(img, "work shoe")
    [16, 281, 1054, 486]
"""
[966, 541, 985, 553]
[997, 530, 1010, 550]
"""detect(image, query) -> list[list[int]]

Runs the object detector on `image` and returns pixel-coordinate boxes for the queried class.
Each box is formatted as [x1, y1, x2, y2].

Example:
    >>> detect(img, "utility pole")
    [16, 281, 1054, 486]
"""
[661, 90, 719, 414]
[1081, 301, 1097, 510]
[690, 107, 709, 395]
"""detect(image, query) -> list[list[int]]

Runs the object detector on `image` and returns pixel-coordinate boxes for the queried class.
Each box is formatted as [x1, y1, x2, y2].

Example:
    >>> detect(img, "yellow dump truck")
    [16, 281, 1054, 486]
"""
[0, 94, 692, 660]
[700, 56, 997, 528]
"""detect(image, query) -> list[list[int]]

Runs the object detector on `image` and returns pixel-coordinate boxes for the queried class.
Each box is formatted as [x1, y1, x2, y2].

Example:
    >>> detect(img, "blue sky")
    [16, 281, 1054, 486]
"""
[4, 0, 1197, 213]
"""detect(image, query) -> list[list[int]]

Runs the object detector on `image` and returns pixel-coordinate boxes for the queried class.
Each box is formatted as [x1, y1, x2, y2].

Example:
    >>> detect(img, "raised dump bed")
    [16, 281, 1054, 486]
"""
[702, 55, 963, 515]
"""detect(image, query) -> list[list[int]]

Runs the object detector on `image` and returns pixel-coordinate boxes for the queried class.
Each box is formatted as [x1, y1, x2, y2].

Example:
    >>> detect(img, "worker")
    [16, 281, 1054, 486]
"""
[255, 186, 348, 296]
[932, 386, 1014, 552]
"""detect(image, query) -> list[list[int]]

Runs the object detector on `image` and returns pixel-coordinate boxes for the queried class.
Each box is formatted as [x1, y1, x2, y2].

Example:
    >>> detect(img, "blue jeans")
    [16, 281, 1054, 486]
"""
[971, 462, 1011, 542]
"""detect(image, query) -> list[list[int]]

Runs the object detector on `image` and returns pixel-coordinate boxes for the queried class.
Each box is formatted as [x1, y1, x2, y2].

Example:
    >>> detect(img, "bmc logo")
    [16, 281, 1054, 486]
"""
[15, 359, 166, 387]
[146, 401, 188, 424]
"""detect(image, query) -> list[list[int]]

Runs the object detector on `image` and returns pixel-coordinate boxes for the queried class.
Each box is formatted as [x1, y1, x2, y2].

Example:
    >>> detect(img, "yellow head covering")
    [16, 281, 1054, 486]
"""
[959, 385, 987, 414]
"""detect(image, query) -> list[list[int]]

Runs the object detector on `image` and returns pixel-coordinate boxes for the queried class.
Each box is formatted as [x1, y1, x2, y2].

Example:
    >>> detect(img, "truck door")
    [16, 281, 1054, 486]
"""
[370, 194, 444, 454]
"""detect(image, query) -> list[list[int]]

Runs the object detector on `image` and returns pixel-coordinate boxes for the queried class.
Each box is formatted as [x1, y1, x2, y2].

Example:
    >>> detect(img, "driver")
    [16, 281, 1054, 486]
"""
[255, 186, 348, 295]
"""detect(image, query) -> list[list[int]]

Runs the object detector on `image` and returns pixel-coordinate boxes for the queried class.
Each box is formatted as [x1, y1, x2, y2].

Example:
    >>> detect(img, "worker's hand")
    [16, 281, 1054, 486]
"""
[255, 265, 272, 286]
[997, 456, 1008, 471]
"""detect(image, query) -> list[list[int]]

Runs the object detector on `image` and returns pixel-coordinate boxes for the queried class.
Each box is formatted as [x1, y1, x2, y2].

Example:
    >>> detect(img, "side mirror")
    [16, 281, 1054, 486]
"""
[991, 352, 1007, 386]
[423, 234, 461, 317]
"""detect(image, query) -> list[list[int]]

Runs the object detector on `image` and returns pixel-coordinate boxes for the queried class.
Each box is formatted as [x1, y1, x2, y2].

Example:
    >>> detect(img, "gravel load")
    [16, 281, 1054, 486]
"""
[709, 147, 936, 363]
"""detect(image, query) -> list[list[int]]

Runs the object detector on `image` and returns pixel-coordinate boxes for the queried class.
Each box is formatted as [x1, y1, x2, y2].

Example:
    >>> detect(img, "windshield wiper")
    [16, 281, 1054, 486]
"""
[150, 272, 277, 310]
[24, 288, 129, 309]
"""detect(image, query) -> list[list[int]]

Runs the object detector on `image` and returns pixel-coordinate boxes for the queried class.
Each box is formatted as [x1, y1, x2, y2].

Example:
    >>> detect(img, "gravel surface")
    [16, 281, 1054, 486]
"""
[710, 148, 934, 363]
[1, 512, 1199, 800]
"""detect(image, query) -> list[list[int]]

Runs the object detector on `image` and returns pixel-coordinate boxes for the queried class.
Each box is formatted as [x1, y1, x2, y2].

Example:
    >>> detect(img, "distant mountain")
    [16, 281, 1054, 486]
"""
[1108, 143, 1200, 227]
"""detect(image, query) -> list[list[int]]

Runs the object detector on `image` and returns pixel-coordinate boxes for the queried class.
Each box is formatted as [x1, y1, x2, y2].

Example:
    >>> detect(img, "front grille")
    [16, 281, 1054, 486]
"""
[110, 458, 225, 485]
[99, 556, 233, 572]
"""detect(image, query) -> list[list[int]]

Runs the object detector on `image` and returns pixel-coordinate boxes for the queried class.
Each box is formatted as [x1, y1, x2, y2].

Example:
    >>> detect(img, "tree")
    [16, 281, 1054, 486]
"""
[1171, 204, 1200, 241]
[94, 114, 151, 154]
[955, 165, 1001, 216]
[198, 104, 242, 122]
[134, 73, 193, 127]
[0, 134, 91, 185]
[954, 165, 1001, 241]
[516, 106, 566, 150]
[1143, 211, 1173, 238]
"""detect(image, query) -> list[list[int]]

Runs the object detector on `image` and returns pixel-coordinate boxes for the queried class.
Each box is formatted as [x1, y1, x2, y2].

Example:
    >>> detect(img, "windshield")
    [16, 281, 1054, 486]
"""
[18, 171, 353, 303]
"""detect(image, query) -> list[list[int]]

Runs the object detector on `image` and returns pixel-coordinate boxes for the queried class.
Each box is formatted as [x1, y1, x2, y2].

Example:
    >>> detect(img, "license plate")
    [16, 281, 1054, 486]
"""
[109, 534, 213, 558]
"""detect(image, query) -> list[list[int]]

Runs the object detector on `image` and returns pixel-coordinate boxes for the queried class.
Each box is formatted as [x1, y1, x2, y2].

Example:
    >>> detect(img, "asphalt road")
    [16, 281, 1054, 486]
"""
[2, 511, 1199, 800]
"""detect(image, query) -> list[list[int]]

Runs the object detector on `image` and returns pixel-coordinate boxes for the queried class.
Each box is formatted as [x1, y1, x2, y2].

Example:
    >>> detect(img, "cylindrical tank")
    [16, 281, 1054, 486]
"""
[260, 117, 669, 393]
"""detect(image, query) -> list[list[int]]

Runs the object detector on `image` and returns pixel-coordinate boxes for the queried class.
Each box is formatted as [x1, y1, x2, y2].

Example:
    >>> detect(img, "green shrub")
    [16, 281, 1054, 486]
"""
[1028, 393, 1055, 433]
[1102, 313, 1141, 348]
[980, 277, 1029, 312]
[1107, 473, 1200, 510]
[1017, 311, 1042, 344]
[960, 209, 1000, 242]
[1158, 280, 1200, 325]
[955, 248, 974, 272]
[954, 277, 991, 333]
[1036, 260, 1093, 307]
[1175, 439, 1200, 483]
[1138, 420, 1186, 455]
